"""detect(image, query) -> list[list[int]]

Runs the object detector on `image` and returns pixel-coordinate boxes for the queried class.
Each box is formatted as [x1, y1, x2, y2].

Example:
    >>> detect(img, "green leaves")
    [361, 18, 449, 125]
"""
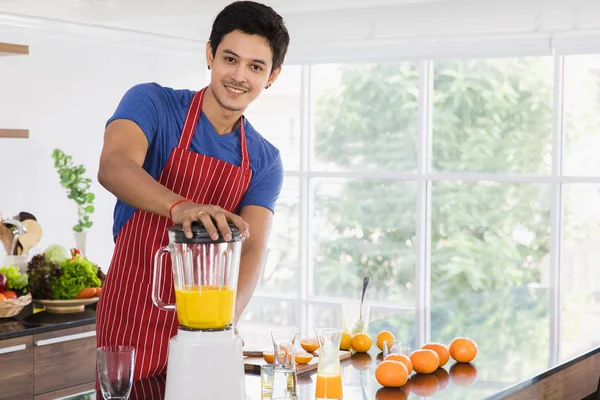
[52, 148, 95, 232]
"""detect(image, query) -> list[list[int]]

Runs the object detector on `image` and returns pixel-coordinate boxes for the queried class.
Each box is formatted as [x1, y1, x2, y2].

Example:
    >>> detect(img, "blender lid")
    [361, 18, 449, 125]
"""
[168, 221, 242, 244]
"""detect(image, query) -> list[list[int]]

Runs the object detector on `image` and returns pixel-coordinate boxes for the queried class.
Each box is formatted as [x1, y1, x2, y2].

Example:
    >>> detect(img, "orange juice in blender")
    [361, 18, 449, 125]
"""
[175, 285, 235, 329]
[315, 328, 343, 399]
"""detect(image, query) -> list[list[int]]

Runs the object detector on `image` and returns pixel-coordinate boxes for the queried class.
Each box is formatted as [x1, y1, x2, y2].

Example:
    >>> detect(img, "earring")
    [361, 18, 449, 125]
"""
[265, 83, 271, 89]
[208, 65, 211, 70]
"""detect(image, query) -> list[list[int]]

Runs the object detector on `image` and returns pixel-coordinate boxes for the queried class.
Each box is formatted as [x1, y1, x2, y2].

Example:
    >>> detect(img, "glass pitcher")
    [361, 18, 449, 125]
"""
[152, 222, 242, 330]
[315, 328, 343, 400]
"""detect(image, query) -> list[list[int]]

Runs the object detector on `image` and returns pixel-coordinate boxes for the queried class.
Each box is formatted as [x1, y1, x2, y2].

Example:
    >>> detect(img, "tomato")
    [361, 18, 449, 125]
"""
[2, 290, 17, 300]
[0, 293, 6, 302]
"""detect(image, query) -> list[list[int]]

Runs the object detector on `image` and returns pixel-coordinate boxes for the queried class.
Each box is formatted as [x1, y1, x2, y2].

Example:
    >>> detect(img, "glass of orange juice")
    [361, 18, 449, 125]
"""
[315, 328, 343, 400]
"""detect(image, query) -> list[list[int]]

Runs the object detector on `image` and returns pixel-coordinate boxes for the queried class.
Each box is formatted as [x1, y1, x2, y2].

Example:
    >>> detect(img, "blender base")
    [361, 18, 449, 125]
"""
[164, 327, 246, 400]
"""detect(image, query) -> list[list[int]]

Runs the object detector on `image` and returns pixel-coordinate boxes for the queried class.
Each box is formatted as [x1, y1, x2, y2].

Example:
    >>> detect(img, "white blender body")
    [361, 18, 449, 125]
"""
[153, 222, 246, 400]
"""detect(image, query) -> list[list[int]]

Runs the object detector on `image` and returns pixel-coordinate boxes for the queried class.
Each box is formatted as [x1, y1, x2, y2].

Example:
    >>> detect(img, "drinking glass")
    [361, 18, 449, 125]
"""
[97, 345, 135, 400]
[270, 329, 298, 399]
[341, 300, 370, 334]
[382, 340, 402, 358]
[261, 364, 274, 390]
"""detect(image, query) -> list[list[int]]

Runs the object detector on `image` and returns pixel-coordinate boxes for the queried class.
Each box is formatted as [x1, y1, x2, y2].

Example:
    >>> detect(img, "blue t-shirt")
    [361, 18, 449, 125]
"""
[106, 82, 283, 239]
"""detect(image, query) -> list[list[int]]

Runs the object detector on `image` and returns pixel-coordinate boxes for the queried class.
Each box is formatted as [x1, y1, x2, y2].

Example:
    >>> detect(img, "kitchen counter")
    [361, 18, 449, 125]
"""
[0, 303, 96, 341]
[64, 286, 600, 399]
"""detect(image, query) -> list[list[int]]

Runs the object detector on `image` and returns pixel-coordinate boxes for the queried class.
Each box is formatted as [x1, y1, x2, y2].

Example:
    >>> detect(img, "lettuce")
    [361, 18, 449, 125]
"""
[44, 244, 70, 264]
[49, 255, 102, 300]
[27, 254, 61, 299]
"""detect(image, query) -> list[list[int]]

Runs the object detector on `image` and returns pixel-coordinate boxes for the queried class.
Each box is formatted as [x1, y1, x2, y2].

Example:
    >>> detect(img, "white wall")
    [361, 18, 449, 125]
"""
[0, 24, 207, 271]
[90, 0, 600, 62]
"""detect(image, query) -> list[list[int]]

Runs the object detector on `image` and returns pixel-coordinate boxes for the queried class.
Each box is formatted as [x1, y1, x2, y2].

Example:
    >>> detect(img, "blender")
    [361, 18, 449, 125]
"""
[152, 221, 246, 400]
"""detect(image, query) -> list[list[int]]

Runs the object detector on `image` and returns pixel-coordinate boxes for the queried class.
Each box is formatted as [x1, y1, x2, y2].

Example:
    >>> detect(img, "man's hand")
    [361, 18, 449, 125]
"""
[170, 202, 250, 241]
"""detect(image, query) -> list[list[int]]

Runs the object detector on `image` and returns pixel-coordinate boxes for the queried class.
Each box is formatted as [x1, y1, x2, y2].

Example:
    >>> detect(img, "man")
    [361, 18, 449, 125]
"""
[95, 0, 289, 385]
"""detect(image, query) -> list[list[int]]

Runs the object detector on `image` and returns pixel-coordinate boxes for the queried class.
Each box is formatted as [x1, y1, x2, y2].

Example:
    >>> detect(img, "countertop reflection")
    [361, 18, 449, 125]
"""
[68, 286, 600, 399]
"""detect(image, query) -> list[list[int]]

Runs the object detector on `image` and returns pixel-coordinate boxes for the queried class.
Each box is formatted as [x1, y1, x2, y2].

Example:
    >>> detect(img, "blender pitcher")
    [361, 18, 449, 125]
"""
[152, 221, 242, 330]
[152, 222, 247, 400]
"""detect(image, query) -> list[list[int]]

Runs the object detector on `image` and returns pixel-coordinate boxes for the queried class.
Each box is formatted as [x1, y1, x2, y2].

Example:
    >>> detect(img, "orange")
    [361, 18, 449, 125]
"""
[375, 360, 408, 387]
[300, 338, 319, 353]
[295, 352, 313, 364]
[409, 373, 439, 396]
[263, 351, 274, 364]
[449, 362, 478, 386]
[351, 333, 372, 353]
[449, 337, 478, 363]
[409, 349, 439, 374]
[375, 387, 408, 400]
[385, 354, 413, 374]
[340, 331, 352, 350]
[422, 342, 450, 367]
[376, 331, 395, 351]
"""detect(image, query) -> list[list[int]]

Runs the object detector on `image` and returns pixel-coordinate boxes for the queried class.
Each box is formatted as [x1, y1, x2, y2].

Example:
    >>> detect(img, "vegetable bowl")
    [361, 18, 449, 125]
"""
[27, 246, 105, 314]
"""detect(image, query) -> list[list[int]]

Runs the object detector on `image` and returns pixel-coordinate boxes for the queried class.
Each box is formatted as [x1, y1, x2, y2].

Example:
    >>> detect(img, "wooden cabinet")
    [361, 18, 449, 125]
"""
[0, 335, 34, 400]
[0, 323, 96, 400]
[33, 324, 96, 396]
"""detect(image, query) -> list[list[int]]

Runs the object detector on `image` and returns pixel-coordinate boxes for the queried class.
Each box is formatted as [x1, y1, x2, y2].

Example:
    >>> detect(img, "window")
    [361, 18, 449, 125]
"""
[236, 53, 600, 367]
[563, 55, 600, 177]
[312, 63, 419, 172]
[432, 58, 554, 174]
[560, 54, 600, 361]
[312, 178, 417, 304]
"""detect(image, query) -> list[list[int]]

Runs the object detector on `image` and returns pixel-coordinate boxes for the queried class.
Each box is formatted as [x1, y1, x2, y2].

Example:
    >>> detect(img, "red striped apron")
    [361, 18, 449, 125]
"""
[95, 86, 252, 397]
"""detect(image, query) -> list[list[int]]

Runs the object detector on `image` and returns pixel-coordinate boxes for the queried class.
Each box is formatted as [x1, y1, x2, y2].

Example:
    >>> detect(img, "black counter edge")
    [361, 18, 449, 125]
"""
[484, 345, 600, 400]
[0, 316, 96, 341]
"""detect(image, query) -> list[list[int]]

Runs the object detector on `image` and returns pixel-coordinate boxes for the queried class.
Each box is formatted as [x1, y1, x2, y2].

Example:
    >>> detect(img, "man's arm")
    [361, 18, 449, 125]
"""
[98, 119, 182, 218]
[98, 119, 248, 239]
[234, 205, 274, 324]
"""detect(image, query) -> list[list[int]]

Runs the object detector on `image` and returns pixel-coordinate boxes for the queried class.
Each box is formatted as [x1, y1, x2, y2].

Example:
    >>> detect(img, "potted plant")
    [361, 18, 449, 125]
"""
[52, 149, 95, 256]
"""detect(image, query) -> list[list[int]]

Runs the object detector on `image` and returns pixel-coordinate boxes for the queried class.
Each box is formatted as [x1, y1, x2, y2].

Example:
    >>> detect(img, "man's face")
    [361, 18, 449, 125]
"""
[206, 30, 281, 112]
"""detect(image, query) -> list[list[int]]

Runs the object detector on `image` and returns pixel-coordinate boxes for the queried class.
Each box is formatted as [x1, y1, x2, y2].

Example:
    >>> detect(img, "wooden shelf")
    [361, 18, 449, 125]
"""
[0, 42, 29, 56]
[0, 129, 29, 138]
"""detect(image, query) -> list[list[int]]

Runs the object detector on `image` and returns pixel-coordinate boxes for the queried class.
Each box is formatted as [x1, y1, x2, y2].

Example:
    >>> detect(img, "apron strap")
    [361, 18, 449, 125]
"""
[178, 88, 205, 151]
[178, 87, 251, 171]
[238, 117, 250, 170]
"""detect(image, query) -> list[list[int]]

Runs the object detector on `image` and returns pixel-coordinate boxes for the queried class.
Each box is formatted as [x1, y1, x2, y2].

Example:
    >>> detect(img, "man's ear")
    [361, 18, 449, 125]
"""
[206, 41, 214, 69]
[266, 65, 282, 87]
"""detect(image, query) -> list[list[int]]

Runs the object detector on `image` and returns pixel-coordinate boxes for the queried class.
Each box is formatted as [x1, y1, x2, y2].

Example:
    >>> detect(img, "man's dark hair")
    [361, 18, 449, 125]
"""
[209, 1, 290, 72]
